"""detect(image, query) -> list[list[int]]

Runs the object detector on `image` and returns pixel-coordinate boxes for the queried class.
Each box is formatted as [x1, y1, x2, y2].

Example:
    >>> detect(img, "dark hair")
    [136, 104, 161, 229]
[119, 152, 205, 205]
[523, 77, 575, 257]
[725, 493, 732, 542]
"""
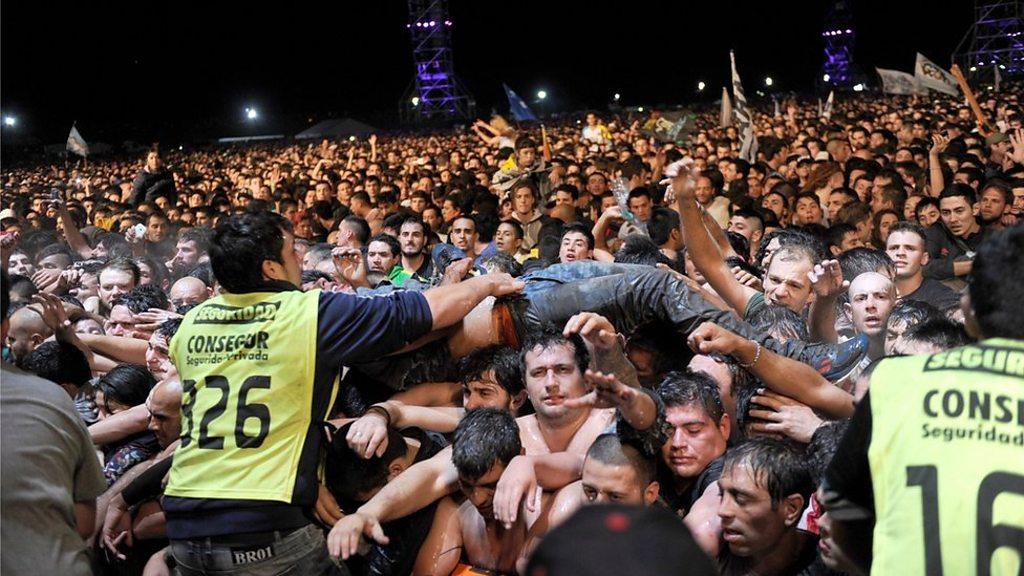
[560, 222, 595, 250]
[452, 408, 522, 481]
[806, 420, 849, 484]
[938, 183, 977, 205]
[178, 227, 212, 253]
[838, 247, 894, 280]
[368, 233, 401, 258]
[325, 423, 408, 509]
[209, 211, 291, 293]
[980, 179, 1013, 205]
[657, 370, 725, 425]
[836, 202, 871, 226]
[473, 212, 499, 243]
[342, 215, 371, 246]
[458, 346, 524, 396]
[520, 326, 590, 378]
[614, 235, 670, 267]
[97, 364, 157, 411]
[497, 219, 524, 239]
[902, 319, 972, 351]
[135, 256, 170, 289]
[101, 257, 142, 285]
[647, 207, 680, 247]
[731, 208, 764, 231]
[827, 223, 857, 252]
[23, 341, 92, 390]
[749, 305, 809, 342]
[886, 221, 927, 246]
[586, 433, 656, 486]
[627, 187, 652, 203]
[479, 252, 523, 276]
[157, 317, 183, 340]
[723, 438, 813, 509]
[914, 197, 940, 220]
[970, 226, 1024, 339]
[113, 284, 170, 314]
[399, 214, 427, 236]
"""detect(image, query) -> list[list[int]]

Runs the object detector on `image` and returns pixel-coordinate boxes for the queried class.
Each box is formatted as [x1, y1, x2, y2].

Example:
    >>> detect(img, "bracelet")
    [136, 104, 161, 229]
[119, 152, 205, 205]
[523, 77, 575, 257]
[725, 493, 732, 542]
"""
[366, 405, 392, 427]
[737, 342, 762, 369]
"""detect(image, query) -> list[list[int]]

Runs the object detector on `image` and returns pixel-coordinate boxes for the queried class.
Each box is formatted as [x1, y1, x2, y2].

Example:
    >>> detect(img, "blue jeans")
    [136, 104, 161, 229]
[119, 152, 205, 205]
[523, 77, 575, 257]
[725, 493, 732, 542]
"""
[169, 524, 347, 576]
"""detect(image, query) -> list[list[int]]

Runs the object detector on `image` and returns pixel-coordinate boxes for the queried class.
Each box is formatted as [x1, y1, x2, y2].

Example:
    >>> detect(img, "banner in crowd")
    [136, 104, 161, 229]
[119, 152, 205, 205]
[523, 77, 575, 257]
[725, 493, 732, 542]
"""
[729, 50, 758, 162]
[821, 90, 834, 121]
[641, 110, 696, 144]
[915, 53, 959, 96]
[876, 68, 921, 95]
[66, 125, 89, 157]
[502, 84, 538, 122]
[720, 87, 732, 128]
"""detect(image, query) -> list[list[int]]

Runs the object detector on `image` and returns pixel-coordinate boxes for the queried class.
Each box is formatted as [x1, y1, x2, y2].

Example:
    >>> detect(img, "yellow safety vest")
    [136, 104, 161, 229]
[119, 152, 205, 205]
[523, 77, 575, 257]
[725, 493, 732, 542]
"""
[165, 289, 328, 503]
[868, 338, 1024, 576]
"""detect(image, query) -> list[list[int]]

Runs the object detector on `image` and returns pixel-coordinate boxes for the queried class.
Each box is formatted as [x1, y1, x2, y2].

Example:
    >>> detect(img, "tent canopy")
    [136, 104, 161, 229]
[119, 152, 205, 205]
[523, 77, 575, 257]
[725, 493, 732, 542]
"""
[295, 118, 376, 140]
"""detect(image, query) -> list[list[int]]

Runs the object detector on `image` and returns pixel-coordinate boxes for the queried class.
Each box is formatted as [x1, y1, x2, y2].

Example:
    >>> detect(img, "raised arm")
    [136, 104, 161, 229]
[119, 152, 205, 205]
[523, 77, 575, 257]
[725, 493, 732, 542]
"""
[674, 172, 757, 315]
[806, 260, 847, 343]
[423, 273, 523, 331]
[77, 332, 148, 365]
[687, 322, 854, 419]
[57, 202, 93, 259]
[928, 134, 948, 197]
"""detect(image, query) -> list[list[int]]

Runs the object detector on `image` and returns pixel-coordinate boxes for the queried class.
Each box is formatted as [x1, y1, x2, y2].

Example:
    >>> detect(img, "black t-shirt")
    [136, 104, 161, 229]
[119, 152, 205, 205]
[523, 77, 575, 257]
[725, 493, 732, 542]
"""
[659, 455, 725, 516]
[718, 532, 820, 576]
[902, 278, 961, 312]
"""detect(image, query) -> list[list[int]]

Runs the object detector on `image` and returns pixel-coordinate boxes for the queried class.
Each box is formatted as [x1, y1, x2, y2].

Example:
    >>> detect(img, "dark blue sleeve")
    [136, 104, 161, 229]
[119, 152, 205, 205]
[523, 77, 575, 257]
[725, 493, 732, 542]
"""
[316, 290, 433, 367]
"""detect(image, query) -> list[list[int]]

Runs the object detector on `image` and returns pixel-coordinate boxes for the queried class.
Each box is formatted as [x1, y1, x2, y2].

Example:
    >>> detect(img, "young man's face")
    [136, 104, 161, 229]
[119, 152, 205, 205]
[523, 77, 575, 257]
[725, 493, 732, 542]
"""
[825, 192, 851, 222]
[917, 203, 941, 228]
[493, 223, 522, 255]
[581, 458, 655, 506]
[147, 216, 169, 242]
[554, 190, 575, 208]
[845, 273, 896, 338]
[939, 196, 978, 237]
[98, 269, 136, 309]
[514, 187, 536, 215]
[762, 256, 814, 313]
[523, 343, 587, 424]
[695, 177, 716, 205]
[106, 305, 147, 340]
[793, 197, 823, 226]
[366, 240, 398, 273]
[977, 187, 1007, 224]
[760, 194, 788, 223]
[146, 332, 175, 380]
[449, 217, 477, 252]
[8, 253, 35, 276]
[559, 231, 592, 264]
[718, 462, 796, 558]
[628, 195, 652, 222]
[886, 230, 928, 280]
[462, 370, 516, 412]
[660, 403, 729, 481]
[727, 216, 761, 248]
[398, 222, 426, 258]
[459, 461, 507, 520]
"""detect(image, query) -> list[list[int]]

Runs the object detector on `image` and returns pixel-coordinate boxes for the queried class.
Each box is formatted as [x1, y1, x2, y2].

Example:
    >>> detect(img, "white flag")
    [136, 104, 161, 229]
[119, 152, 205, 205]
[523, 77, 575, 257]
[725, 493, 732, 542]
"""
[876, 68, 921, 95]
[67, 125, 90, 157]
[915, 53, 959, 96]
[822, 91, 834, 121]
[995, 66, 1002, 93]
[720, 87, 732, 128]
[730, 50, 758, 162]
[773, 97, 781, 118]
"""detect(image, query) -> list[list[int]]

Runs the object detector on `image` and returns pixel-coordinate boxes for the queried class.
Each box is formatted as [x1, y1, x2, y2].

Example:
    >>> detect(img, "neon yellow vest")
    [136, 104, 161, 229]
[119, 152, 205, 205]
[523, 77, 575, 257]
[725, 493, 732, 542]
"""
[165, 289, 328, 503]
[868, 339, 1024, 576]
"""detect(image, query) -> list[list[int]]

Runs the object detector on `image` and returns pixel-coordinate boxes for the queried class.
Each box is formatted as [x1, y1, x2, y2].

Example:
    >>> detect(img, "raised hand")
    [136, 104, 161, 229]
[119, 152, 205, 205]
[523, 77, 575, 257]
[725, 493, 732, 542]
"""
[328, 513, 389, 560]
[746, 389, 823, 443]
[346, 409, 390, 459]
[807, 259, 848, 299]
[333, 246, 368, 288]
[562, 312, 619, 351]
[686, 322, 742, 356]
[564, 369, 640, 411]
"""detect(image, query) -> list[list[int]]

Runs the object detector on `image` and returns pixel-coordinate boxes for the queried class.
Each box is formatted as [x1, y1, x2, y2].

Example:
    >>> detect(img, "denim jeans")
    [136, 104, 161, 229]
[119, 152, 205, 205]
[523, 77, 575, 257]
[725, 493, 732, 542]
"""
[169, 524, 347, 576]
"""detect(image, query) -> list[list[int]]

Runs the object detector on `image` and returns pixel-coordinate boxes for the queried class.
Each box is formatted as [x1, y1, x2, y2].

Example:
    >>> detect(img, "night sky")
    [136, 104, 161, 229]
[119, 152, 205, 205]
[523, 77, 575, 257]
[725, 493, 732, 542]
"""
[1, 0, 974, 145]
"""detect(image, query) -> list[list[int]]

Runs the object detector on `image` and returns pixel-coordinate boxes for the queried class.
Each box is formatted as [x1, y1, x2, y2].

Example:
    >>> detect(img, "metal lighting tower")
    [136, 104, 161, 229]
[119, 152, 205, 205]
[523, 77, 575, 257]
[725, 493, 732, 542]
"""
[401, 0, 474, 123]
[820, 0, 860, 90]
[953, 0, 1024, 83]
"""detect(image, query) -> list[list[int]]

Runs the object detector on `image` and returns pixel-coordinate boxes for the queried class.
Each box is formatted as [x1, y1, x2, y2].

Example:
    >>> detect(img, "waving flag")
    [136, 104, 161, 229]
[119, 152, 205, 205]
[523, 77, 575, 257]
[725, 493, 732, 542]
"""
[876, 68, 921, 95]
[821, 90, 834, 121]
[730, 50, 758, 162]
[66, 125, 90, 157]
[915, 53, 959, 96]
[503, 84, 538, 122]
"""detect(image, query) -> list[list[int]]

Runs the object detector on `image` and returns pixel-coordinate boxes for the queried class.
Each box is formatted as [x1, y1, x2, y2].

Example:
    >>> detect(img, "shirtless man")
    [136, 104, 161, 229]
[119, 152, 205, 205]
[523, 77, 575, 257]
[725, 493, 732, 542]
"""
[414, 409, 547, 575]
[328, 314, 663, 560]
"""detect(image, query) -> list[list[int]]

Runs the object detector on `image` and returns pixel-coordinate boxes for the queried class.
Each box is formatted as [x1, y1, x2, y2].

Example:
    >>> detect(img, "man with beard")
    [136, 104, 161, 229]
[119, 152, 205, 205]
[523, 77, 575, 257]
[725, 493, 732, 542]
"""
[366, 234, 411, 287]
[977, 179, 1013, 231]
[166, 228, 210, 278]
[397, 216, 432, 279]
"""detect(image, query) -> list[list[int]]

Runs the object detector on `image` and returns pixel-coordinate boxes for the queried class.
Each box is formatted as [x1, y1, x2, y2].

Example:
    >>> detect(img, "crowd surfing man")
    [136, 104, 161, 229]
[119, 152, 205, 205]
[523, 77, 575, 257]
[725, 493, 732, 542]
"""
[1, 84, 1023, 576]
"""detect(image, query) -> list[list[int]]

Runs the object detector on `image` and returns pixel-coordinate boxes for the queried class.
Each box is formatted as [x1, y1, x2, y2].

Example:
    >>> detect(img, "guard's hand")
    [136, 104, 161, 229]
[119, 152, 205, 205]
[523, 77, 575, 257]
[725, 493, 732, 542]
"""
[486, 272, 524, 297]
[332, 247, 367, 287]
[327, 512, 389, 560]
[493, 455, 541, 529]
[314, 483, 344, 527]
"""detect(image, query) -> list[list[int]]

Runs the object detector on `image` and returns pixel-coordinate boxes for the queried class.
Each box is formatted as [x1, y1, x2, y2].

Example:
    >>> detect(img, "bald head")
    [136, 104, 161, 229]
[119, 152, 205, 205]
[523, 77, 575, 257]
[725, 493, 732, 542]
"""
[846, 271, 897, 340]
[147, 378, 183, 448]
[848, 271, 895, 300]
[169, 277, 210, 310]
[6, 307, 53, 364]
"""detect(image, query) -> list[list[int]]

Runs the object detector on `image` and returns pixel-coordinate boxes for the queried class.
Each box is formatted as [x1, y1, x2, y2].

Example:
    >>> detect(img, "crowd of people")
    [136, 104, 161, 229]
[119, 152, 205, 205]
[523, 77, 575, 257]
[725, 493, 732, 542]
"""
[1, 85, 1023, 576]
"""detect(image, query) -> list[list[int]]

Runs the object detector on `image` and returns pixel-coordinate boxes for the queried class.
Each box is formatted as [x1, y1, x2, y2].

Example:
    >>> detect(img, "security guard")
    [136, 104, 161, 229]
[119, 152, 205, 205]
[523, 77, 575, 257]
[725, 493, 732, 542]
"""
[163, 211, 521, 575]
[823, 226, 1024, 576]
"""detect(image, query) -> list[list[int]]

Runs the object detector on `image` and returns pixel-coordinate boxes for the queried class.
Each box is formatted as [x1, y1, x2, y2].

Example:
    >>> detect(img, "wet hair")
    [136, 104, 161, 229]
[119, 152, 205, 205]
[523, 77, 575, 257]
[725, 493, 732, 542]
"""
[479, 252, 523, 277]
[101, 257, 142, 285]
[325, 423, 408, 510]
[647, 207, 679, 246]
[23, 341, 92, 390]
[838, 247, 895, 280]
[614, 235, 671, 267]
[886, 300, 942, 333]
[113, 283, 170, 315]
[969, 226, 1024, 339]
[452, 408, 522, 482]
[758, 228, 827, 267]
[749, 305, 809, 342]
[157, 317, 183, 340]
[519, 325, 590, 378]
[209, 211, 292, 293]
[96, 364, 157, 411]
[657, 370, 725, 424]
[586, 433, 656, 487]
[806, 420, 849, 485]
[902, 319, 972, 351]
[458, 346, 524, 396]
[723, 438, 814, 509]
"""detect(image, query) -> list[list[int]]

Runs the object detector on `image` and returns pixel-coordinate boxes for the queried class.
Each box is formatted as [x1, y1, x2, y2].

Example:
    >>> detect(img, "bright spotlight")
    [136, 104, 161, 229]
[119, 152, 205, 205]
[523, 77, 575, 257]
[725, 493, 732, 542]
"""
[823, 73, 830, 82]
[638, 106, 644, 113]
[411, 96, 420, 107]
[537, 90, 547, 100]
[853, 83, 865, 92]
[613, 93, 621, 101]
[697, 81, 706, 91]
[246, 107, 258, 120]
[764, 76, 774, 87]
[3, 116, 15, 127]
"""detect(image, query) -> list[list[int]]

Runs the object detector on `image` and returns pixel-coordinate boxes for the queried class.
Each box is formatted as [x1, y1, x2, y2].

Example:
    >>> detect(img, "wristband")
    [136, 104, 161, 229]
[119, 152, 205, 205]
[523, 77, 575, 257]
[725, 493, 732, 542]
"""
[366, 405, 392, 428]
[737, 342, 762, 369]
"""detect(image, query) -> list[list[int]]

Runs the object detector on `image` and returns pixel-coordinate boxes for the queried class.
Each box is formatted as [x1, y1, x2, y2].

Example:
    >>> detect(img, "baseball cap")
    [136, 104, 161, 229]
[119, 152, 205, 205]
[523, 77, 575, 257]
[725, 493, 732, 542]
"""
[525, 504, 716, 576]
[0, 209, 16, 221]
[985, 132, 1009, 146]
